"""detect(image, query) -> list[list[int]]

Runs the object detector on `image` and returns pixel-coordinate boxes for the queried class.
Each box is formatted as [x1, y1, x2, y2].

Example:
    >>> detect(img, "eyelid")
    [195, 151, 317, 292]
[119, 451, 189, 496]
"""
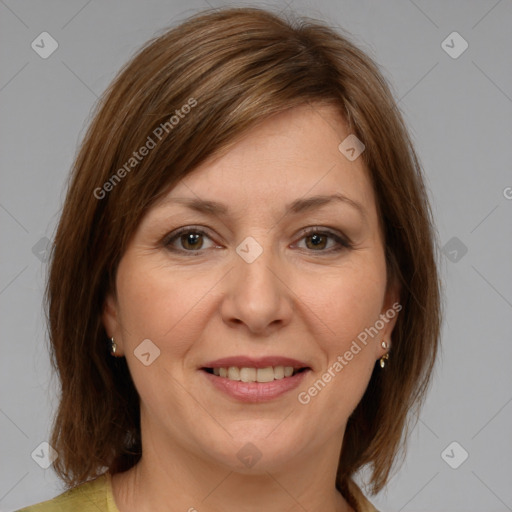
[162, 225, 219, 249]
[293, 226, 353, 250]
[162, 225, 353, 254]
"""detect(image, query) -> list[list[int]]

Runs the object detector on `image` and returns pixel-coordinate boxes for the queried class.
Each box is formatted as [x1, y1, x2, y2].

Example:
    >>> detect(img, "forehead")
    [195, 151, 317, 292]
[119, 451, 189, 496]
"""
[153, 103, 377, 224]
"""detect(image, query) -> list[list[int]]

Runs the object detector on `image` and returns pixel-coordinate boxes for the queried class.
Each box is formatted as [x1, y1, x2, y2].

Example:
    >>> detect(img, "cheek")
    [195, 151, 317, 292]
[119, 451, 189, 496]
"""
[296, 273, 382, 425]
[115, 260, 219, 357]
[296, 258, 386, 345]
[293, 258, 385, 408]
[335, 279, 386, 338]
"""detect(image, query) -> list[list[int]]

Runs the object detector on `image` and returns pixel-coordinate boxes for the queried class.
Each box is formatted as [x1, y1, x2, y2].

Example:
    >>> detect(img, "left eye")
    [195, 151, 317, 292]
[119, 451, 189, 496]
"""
[294, 228, 351, 252]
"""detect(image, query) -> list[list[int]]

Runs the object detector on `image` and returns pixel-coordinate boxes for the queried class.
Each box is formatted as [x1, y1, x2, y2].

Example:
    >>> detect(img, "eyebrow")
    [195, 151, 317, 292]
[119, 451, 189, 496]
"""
[160, 193, 366, 219]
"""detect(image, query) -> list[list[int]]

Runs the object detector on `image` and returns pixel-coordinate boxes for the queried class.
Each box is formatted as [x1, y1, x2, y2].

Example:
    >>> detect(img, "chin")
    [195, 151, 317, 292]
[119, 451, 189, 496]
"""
[197, 429, 305, 473]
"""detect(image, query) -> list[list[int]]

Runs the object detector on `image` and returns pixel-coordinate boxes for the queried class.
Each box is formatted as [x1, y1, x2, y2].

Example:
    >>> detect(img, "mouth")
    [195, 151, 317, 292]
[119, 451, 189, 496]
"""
[199, 357, 312, 402]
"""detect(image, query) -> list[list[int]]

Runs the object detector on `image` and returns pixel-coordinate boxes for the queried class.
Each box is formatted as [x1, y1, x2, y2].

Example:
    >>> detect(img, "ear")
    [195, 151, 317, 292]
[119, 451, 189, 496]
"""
[376, 277, 402, 357]
[102, 291, 124, 356]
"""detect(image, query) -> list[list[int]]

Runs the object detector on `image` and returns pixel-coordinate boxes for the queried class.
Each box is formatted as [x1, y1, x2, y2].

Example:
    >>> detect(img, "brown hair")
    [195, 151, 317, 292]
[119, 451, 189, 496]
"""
[46, 5, 442, 499]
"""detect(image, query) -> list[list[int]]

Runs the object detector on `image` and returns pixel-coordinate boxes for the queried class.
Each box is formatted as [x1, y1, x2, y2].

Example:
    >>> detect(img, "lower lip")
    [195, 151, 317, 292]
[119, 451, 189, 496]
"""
[201, 369, 310, 403]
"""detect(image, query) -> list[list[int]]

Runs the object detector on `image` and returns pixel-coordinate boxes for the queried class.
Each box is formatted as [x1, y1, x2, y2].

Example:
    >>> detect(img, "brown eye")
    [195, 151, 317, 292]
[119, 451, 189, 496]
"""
[180, 232, 204, 250]
[164, 227, 216, 253]
[295, 228, 352, 253]
[304, 233, 328, 250]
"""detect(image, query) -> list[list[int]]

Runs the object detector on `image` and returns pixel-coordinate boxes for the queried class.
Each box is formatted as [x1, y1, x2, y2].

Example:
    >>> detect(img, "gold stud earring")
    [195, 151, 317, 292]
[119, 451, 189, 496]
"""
[110, 337, 117, 356]
[380, 340, 389, 368]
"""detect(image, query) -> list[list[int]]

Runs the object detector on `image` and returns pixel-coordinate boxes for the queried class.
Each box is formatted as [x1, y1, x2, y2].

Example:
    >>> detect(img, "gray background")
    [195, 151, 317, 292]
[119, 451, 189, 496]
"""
[1, 0, 511, 510]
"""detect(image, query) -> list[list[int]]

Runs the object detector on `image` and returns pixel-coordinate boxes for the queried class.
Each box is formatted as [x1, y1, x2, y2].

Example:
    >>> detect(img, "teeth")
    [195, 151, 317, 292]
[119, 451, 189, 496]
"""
[210, 366, 300, 382]
[240, 367, 256, 382]
[228, 366, 241, 381]
[274, 366, 284, 379]
[256, 367, 274, 383]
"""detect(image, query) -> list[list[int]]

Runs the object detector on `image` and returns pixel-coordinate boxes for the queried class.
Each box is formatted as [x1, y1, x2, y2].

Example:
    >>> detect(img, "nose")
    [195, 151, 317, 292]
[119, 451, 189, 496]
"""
[220, 242, 293, 336]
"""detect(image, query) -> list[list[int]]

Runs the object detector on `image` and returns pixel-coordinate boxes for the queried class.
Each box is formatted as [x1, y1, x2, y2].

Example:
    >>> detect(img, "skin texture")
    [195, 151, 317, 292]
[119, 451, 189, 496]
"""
[103, 103, 399, 512]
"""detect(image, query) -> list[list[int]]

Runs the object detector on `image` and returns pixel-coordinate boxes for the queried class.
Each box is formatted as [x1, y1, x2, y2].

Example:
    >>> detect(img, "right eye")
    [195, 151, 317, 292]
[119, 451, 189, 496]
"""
[163, 226, 219, 254]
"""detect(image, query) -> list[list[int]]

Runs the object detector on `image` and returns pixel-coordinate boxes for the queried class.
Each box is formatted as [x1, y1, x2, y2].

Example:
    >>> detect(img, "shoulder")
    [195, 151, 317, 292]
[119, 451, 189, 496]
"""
[15, 473, 117, 512]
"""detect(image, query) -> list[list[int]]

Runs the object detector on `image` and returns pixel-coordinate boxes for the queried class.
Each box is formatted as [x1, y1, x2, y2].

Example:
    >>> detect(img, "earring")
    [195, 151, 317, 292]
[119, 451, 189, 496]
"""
[110, 337, 117, 356]
[380, 340, 389, 368]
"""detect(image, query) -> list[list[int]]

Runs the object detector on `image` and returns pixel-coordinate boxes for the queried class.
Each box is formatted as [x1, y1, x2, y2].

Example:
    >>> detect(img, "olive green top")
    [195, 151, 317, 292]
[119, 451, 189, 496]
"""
[17, 472, 378, 512]
[16, 473, 118, 512]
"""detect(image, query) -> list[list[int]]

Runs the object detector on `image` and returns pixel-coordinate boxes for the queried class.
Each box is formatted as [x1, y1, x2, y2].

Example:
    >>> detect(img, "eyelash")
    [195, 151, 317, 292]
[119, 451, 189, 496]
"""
[162, 225, 353, 255]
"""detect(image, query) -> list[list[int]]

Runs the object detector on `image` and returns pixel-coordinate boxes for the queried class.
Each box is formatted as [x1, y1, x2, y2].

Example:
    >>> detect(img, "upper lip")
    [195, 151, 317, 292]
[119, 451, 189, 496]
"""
[202, 356, 311, 370]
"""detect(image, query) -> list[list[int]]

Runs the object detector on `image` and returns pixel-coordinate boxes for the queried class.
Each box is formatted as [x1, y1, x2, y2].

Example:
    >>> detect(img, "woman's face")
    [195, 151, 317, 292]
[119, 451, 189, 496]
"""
[103, 103, 399, 473]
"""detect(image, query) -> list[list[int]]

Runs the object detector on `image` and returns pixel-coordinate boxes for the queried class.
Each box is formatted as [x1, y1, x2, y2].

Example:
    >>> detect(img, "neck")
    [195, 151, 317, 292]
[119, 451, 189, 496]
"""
[111, 419, 353, 512]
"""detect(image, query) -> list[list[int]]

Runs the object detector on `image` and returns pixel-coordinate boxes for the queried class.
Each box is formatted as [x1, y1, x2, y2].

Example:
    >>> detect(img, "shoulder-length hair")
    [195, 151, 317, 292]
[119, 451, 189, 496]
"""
[47, 6, 442, 497]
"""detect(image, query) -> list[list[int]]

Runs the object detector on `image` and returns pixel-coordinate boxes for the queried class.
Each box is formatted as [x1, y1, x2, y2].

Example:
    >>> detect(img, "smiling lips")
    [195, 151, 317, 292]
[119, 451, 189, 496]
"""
[201, 356, 311, 402]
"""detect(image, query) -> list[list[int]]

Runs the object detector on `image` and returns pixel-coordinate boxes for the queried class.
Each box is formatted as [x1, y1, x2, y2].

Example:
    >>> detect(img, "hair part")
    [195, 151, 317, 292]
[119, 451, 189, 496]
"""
[46, 5, 442, 499]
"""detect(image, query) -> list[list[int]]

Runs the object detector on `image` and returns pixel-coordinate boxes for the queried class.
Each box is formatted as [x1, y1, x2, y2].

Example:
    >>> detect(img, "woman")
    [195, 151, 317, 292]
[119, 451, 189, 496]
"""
[18, 6, 442, 512]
